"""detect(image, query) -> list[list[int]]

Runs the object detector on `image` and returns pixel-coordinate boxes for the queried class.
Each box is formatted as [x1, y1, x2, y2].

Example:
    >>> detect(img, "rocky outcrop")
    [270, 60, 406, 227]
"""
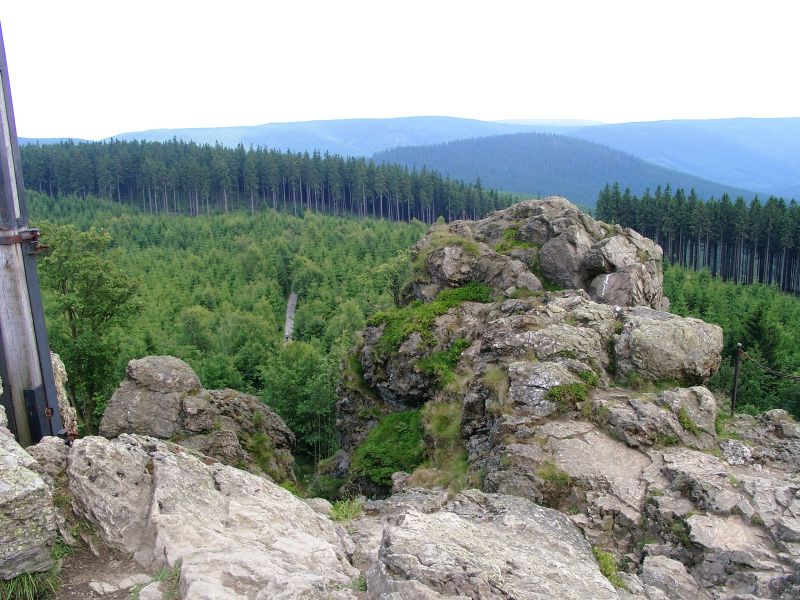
[420, 196, 668, 310]
[0, 406, 56, 580]
[333, 198, 800, 598]
[68, 434, 359, 599]
[100, 356, 295, 482]
[341, 290, 722, 461]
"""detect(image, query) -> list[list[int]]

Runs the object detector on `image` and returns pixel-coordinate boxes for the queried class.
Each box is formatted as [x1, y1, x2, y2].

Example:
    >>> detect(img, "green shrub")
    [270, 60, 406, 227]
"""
[592, 547, 626, 589]
[305, 475, 345, 501]
[351, 410, 425, 487]
[545, 382, 589, 410]
[280, 481, 303, 497]
[417, 338, 470, 386]
[330, 498, 363, 521]
[367, 283, 491, 355]
[240, 431, 279, 479]
[494, 226, 534, 254]
[578, 370, 599, 387]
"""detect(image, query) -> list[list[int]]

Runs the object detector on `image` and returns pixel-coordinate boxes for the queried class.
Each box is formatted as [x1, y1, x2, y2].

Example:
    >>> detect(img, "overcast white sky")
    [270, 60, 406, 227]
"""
[3, 0, 799, 140]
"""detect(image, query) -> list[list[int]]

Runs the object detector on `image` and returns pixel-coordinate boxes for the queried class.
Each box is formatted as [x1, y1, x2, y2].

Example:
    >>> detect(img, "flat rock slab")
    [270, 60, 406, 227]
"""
[68, 434, 358, 600]
[367, 489, 619, 599]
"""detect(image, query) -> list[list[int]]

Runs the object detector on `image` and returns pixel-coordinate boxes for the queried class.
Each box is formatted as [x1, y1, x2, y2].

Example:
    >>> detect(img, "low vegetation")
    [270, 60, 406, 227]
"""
[367, 283, 491, 355]
[592, 547, 626, 589]
[417, 338, 471, 386]
[494, 225, 534, 254]
[330, 498, 363, 522]
[0, 537, 75, 600]
[350, 410, 426, 488]
[535, 460, 573, 508]
[545, 382, 589, 411]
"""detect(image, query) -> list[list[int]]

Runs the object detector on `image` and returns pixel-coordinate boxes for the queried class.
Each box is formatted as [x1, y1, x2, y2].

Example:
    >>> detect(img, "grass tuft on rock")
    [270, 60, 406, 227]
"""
[330, 498, 363, 522]
[412, 227, 480, 276]
[592, 547, 627, 589]
[367, 283, 491, 355]
[494, 226, 535, 254]
[417, 339, 470, 386]
[545, 382, 589, 410]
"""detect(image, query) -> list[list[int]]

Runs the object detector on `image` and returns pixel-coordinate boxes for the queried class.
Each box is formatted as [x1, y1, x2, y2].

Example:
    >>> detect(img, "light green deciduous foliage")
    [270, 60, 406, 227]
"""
[260, 341, 339, 464]
[37, 222, 141, 433]
[375, 249, 411, 307]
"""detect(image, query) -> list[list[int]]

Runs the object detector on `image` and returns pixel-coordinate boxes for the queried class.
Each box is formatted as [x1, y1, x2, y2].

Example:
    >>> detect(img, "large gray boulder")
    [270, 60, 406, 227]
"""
[100, 356, 295, 482]
[0, 407, 56, 580]
[365, 489, 620, 599]
[68, 434, 359, 599]
[614, 309, 723, 385]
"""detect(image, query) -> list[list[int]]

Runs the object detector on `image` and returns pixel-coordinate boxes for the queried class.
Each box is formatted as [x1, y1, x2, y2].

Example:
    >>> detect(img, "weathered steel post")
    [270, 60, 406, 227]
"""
[0, 22, 62, 446]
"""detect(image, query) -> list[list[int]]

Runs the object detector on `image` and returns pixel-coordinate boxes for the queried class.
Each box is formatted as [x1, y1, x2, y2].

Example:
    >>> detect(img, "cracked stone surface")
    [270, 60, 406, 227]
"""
[67, 434, 359, 599]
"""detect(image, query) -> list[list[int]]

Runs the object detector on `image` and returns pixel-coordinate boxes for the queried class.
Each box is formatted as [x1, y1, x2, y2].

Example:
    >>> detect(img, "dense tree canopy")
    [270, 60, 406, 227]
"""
[21, 139, 518, 223]
[30, 192, 426, 450]
[596, 183, 800, 293]
[664, 265, 800, 418]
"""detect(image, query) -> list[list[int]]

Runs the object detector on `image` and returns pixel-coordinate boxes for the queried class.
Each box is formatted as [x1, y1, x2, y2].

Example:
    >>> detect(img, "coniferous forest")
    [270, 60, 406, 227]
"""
[596, 183, 800, 293]
[29, 192, 426, 464]
[20, 139, 516, 223]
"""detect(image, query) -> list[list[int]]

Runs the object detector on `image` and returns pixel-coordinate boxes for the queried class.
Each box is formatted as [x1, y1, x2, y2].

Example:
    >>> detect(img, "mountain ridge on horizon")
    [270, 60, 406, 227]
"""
[19, 115, 800, 202]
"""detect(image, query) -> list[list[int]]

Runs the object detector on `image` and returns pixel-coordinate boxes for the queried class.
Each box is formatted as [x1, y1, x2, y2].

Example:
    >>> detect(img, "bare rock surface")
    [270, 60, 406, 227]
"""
[614, 310, 723, 385]
[51, 352, 79, 436]
[0, 408, 56, 580]
[364, 489, 620, 600]
[67, 434, 359, 599]
[100, 356, 295, 481]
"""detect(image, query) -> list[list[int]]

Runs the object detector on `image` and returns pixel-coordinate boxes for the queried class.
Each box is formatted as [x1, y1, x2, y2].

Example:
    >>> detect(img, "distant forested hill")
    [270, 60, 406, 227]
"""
[104, 116, 542, 157]
[374, 133, 757, 206]
[570, 118, 800, 199]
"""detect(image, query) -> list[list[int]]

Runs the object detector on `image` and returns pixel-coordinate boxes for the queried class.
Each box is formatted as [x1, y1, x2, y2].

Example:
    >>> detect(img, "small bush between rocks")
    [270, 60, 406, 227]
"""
[494, 226, 534, 254]
[578, 370, 600, 387]
[545, 382, 589, 410]
[330, 498, 363, 522]
[350, 410, 425, 487]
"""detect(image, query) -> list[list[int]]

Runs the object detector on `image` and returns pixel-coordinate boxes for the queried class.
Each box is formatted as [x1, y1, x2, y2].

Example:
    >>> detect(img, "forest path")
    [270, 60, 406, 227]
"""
[283, 291, 298, 342]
